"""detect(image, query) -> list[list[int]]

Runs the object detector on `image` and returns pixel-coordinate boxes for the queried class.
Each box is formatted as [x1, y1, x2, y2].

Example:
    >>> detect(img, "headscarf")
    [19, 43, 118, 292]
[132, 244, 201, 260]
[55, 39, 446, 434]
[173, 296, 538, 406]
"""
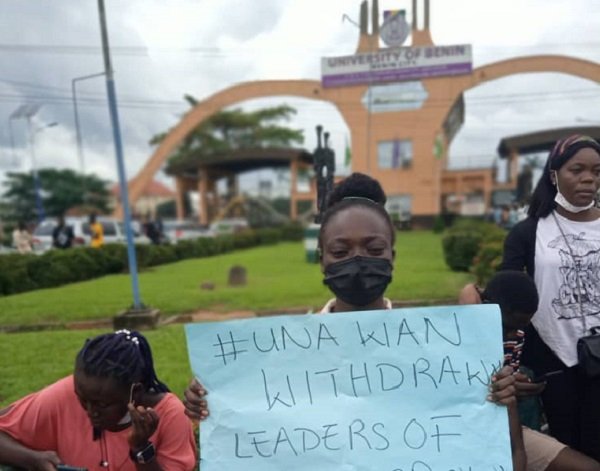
[547, 134, 600, 171]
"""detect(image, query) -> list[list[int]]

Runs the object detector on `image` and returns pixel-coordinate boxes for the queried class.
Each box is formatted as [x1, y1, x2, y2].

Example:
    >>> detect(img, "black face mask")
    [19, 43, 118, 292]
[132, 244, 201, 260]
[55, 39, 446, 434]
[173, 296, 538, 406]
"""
[323, 256, 393, 307]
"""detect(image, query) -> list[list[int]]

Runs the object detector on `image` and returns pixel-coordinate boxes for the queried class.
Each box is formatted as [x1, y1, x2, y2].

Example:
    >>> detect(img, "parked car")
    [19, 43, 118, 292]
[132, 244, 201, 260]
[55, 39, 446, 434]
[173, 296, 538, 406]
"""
[0, 245, 17, 254]
[209, 217, 249, 235]
[32, 217, 150, 253]
[162, 220, 213, 244]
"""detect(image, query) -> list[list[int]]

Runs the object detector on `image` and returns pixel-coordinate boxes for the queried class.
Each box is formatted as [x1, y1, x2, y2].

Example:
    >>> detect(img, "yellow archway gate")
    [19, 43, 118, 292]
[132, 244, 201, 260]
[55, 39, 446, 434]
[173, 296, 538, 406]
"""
[117, 1, 600, 222]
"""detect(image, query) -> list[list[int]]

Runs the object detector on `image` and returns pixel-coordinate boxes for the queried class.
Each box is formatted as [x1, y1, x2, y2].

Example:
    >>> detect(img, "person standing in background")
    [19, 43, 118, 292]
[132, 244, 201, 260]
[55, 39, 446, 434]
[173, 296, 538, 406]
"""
[12, 221, 32, 254]
[501, 134, 600, 461]
[89, 213, 104, 248]
[52, 215, 74, 249]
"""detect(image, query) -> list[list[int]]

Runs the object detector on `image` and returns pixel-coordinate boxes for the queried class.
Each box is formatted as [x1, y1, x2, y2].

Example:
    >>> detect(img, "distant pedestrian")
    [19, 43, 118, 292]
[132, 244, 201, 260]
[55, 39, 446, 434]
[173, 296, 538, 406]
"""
[12, 221, 32, 254]
[143, 215, 161, 245]
[507, 203, 520, 229]
[88, 213, 104, 248]
[52, 215, 74, 249]
[493, 206, 503, 226]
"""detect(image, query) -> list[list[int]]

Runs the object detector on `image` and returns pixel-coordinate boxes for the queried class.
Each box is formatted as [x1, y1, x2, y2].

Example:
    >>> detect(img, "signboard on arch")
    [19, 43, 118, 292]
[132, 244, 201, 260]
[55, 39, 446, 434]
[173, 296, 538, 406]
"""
[321, 45, 472, 88]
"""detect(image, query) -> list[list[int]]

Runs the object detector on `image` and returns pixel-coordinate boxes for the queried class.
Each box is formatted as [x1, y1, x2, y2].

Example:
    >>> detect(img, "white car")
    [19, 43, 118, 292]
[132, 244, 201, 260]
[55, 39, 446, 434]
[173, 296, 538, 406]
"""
[32, 217, 149, 253]
[209, 218, 249, 235]
[162, 220, 213, 244]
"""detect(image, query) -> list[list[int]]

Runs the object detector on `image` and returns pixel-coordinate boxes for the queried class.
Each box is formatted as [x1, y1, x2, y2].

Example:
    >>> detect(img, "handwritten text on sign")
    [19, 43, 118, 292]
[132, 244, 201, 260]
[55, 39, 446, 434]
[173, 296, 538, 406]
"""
[185, 305, 512, 471]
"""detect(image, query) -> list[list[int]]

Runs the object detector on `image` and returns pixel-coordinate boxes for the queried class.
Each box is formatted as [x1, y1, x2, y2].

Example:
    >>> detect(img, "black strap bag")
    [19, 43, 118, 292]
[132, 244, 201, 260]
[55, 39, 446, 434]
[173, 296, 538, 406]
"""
[577, 327, 600, 379]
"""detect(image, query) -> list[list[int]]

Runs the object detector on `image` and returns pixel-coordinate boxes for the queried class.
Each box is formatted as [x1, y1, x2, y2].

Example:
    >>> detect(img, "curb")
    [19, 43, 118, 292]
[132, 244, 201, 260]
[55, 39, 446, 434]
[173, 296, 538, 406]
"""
[0, 298, 458, 334]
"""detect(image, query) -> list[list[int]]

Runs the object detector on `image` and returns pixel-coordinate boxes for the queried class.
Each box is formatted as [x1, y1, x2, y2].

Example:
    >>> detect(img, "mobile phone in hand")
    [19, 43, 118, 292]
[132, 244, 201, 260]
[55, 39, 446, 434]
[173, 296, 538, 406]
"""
[532, 370, 564, 383]
[56, 465, 88, 471]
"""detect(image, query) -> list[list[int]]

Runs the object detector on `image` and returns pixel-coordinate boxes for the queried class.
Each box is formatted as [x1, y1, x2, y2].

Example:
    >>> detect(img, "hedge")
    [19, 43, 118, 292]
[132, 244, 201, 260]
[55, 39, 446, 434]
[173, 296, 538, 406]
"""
[441, 218, 506, 277]
[0, 223, 305, 297]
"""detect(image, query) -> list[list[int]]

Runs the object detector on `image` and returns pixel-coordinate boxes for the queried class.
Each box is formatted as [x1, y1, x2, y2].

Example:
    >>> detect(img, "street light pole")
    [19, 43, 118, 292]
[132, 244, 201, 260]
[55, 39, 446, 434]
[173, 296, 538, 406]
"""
[97, 0, 143, 310]
[7, 117, 17, 164]
[71, 72, 106, 175]
[26, 120, 57, 223]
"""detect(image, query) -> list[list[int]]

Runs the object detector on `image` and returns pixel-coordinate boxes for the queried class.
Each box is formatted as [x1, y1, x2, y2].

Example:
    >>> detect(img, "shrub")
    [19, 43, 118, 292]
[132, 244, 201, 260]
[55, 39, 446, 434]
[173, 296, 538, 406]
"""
[280, 222, 304, 241]
[231, 231, 259, 249]
[195, 237, 221, 257]
[27, 251, 75, 288]
[174, 239, 200, 259]
[469, 224, 506, 284]
[432, 215, 445, 234]
[0, 222, 311, 297]
[53, 248, 102, 281]
[471, 240, 505, 285]
[146, 245, 179, 267]
[96, 244, 127, 273]
[255, 228, 281, 245]
[133, 244, 154, 269]
[0, 253, 37, 295]
[441, 218, 504, 272]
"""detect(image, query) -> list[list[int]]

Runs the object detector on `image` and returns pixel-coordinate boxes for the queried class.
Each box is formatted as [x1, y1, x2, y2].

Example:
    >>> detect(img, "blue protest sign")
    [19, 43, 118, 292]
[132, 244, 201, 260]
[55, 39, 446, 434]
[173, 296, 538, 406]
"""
[185, 304, 512, 471]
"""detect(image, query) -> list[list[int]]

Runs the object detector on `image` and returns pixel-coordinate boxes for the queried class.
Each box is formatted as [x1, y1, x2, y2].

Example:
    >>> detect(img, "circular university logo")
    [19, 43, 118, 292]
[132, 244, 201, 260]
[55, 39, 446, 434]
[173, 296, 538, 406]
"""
[380, 10, 410, 47]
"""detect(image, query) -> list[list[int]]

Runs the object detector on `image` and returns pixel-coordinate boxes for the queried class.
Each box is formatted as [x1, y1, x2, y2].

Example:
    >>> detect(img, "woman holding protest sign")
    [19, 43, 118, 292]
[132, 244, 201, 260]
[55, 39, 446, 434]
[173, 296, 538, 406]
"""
[185, 172, 526, 470]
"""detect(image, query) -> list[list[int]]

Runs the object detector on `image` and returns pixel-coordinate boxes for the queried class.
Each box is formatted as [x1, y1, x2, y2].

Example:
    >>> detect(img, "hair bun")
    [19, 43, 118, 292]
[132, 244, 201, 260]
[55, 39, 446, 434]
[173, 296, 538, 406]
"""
[326, 173, 387, 210]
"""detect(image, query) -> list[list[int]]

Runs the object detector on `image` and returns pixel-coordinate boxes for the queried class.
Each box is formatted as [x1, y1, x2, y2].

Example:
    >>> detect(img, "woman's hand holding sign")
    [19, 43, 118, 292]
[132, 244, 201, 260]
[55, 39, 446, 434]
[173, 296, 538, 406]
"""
[183, 378, 209, 422]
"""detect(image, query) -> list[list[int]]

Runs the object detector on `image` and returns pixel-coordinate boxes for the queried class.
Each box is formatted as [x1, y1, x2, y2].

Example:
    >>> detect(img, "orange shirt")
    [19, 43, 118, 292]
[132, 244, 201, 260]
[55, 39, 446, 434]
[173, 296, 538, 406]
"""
[0, 376, 197, 471]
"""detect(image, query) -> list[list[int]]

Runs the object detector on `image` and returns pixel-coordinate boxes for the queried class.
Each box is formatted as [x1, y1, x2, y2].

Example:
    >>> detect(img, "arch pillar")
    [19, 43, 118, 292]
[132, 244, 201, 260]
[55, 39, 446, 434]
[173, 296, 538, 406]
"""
[175, 176, 185, 221]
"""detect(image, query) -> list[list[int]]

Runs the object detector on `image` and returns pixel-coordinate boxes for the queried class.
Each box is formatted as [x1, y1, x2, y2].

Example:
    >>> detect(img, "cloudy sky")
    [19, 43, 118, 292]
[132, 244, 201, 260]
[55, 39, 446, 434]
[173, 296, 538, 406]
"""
[1, 0, 600, 195]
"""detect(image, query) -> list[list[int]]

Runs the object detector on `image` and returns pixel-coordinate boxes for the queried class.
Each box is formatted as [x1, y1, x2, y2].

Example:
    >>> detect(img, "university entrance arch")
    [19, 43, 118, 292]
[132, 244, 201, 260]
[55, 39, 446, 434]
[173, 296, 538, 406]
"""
[119, 0, 600, 224]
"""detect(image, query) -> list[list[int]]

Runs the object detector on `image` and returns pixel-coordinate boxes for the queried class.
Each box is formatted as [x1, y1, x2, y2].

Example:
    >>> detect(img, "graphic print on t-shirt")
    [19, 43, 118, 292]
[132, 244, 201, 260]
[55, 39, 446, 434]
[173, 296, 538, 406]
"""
[56, 229, 68, 246]
[549, 231, 600, 320]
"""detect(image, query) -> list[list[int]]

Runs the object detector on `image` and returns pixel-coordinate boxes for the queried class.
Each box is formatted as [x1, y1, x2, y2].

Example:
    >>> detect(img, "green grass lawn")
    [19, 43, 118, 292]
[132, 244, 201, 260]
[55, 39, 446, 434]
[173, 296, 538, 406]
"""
[0, 325, 190, 406]
[0, 231, 472, 327]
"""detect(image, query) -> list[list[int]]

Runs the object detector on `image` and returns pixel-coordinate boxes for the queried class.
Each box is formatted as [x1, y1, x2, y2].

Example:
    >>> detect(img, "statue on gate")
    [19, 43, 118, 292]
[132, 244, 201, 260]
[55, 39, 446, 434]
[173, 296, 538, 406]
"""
[313, 125, 336, 224]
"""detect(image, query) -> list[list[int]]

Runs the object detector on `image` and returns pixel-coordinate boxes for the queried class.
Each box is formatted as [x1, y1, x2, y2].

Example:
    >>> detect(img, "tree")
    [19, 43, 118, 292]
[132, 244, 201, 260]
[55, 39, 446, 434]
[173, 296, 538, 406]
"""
[1, 169, 111, 222]
[151, 96, 304, 173]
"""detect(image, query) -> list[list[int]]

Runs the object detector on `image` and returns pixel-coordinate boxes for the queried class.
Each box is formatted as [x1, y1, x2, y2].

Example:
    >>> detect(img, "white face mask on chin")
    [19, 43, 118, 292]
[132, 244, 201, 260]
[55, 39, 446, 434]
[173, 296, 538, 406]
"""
[554, 178, 596, 213]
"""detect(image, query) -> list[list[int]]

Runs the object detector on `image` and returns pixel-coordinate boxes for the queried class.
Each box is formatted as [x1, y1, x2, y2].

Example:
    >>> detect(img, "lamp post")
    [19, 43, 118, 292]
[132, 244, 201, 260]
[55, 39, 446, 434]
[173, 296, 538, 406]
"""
[72, 72, 106, 175]
[7, 117, 17, 164]
[27, 121, 58, 223]
[97, 0, 143, 310]
[8, 104, 40, 167]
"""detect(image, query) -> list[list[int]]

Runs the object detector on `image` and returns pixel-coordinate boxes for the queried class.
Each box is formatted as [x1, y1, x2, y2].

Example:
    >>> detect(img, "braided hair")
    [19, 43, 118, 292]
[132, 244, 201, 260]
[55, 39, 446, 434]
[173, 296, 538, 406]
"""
[318, 173, 395, 248]
[76, 329, 169, 393]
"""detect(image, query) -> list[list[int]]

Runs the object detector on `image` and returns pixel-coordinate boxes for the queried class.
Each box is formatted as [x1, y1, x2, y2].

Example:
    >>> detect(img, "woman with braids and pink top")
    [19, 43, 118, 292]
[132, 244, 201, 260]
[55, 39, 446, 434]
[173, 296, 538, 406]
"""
[0, 330, 196, 470]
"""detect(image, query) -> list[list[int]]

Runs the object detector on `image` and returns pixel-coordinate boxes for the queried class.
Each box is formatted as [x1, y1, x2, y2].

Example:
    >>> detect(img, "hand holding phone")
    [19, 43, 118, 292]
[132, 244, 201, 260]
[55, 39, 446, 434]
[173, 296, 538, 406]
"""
[56, 465, 88, 471]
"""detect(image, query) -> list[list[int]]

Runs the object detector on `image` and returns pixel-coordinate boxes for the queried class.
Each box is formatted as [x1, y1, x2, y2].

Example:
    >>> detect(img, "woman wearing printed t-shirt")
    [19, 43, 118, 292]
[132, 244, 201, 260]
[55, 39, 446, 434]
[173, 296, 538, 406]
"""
[501, 135, 600, 461]
[185, 173, 526, 471]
